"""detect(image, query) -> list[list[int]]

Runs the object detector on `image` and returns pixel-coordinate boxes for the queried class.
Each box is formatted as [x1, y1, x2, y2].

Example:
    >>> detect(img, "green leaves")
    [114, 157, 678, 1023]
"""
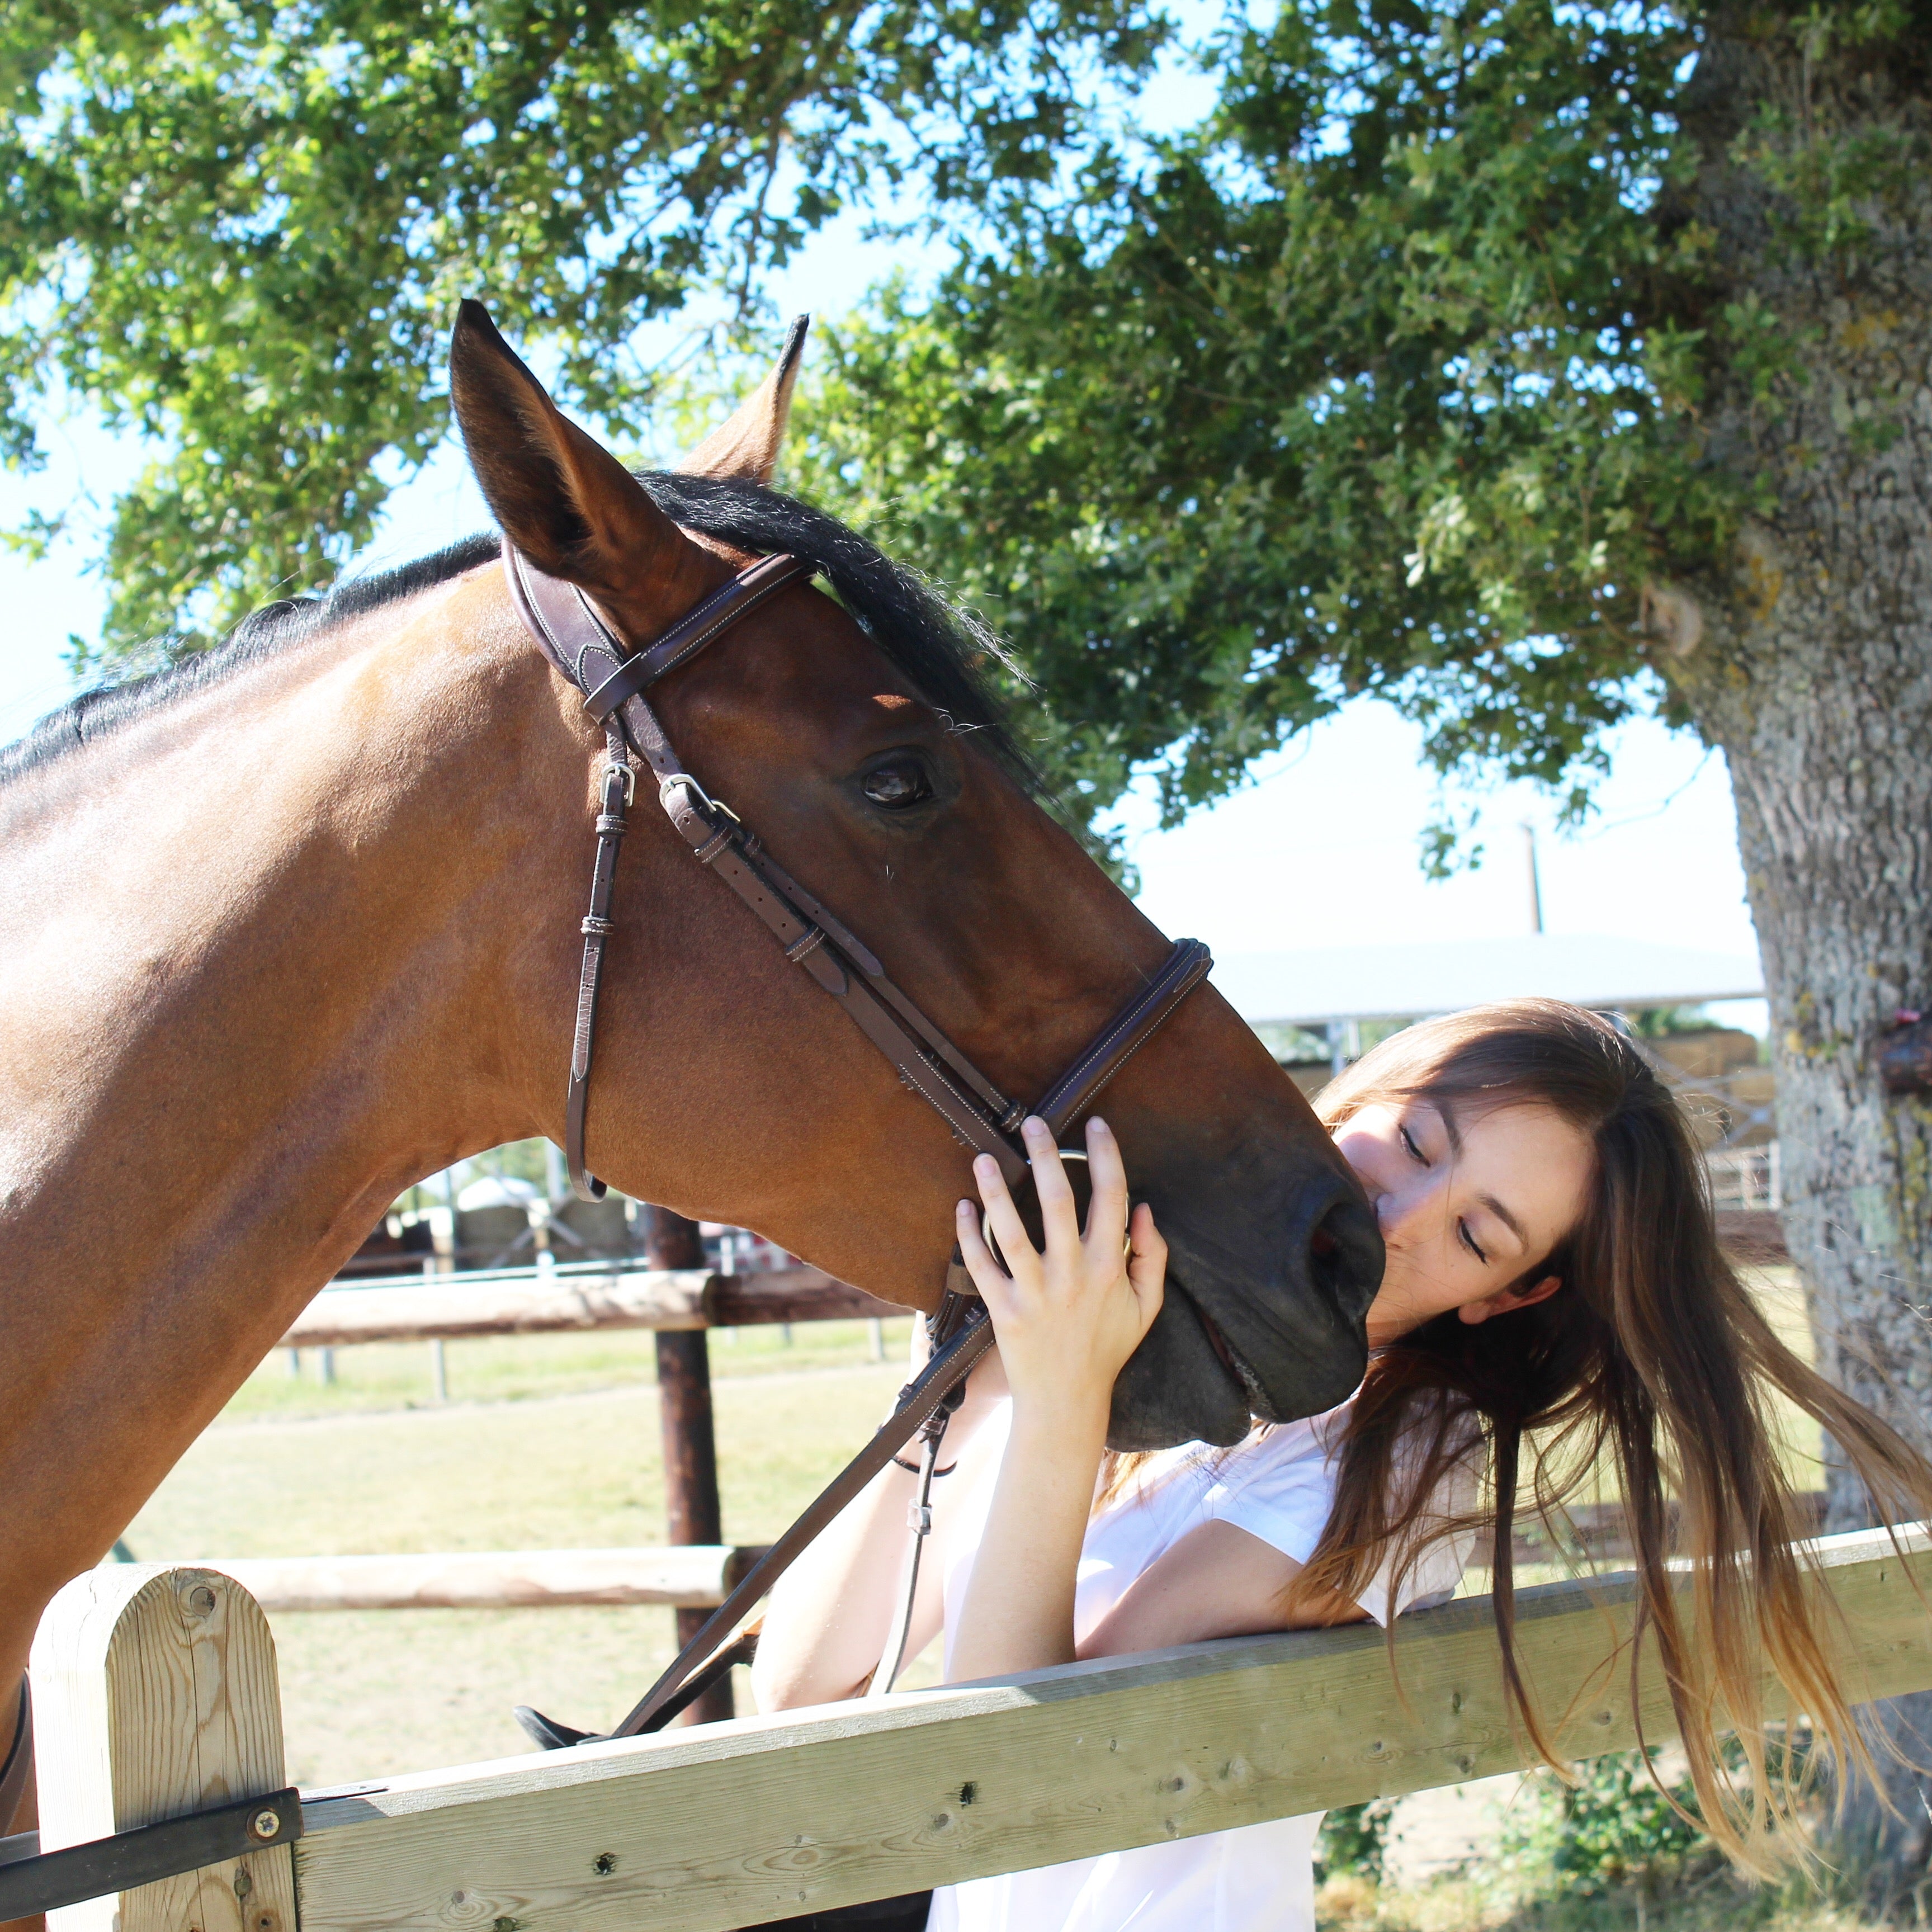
[13, 0, 1927, 851]
[788, 3, 1716, 834]
[0, 0, 1165, 659]
[783, 0, 1932, 843]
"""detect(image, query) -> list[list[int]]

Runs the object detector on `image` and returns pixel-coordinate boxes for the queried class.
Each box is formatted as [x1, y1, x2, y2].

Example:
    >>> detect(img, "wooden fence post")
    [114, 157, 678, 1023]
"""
[645, 1206, 733, 1725]
[30, 1566, 294, 1932]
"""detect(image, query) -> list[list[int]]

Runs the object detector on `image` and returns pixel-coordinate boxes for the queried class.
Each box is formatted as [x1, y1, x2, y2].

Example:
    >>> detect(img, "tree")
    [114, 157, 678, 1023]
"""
[788, 0, 1932, 1876]
[0, 0, 1162, 659]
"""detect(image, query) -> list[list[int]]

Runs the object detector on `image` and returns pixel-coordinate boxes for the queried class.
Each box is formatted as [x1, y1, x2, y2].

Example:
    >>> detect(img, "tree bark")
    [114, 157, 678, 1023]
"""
[1670, 9, 1932, 1893]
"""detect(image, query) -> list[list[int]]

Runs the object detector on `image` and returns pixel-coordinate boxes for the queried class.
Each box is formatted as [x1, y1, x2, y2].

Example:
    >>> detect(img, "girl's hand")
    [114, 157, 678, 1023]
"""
[955, 1115, 1165, 1420]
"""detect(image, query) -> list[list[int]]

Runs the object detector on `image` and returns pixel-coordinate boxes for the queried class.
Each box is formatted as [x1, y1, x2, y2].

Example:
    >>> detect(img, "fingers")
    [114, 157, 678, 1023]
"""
[1083, 1116, 1128, 1251]
[1126, 1201, 1168, 1317]
[973, 1151, 1037, 1287]
[1023, 1116, 1081, 1256]
[954, 1196, 1010, 1301]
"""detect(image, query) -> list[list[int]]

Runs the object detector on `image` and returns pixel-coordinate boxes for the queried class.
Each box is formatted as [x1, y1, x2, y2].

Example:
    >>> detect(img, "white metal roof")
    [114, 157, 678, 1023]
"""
[1209, 934, 1763, 1029]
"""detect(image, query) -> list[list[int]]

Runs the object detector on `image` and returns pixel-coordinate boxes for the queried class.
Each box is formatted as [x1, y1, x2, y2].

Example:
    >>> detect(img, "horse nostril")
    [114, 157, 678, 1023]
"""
[1309, 1198, 1382, 1317]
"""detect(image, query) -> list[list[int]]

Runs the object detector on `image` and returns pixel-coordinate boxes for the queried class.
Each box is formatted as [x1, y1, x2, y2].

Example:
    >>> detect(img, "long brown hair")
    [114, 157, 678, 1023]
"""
[1130, 1000, 1932, 1869]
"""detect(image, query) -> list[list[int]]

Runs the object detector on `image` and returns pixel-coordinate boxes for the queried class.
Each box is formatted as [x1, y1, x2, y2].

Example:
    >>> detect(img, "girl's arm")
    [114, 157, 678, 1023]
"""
[1074, 1520, 1368, 1659]
[753, 1340, 1007, 1710]
[752, 1458, 942, 1709]
[944, 1115, 1166, 1683]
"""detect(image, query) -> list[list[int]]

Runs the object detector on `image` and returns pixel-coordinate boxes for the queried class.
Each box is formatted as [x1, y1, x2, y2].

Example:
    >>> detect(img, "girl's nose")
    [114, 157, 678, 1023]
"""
[1376, 1177, 1433, 1240]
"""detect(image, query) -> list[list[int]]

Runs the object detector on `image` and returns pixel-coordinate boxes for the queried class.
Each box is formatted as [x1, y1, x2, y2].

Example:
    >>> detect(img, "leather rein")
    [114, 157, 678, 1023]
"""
[502, 538, 1211, 1744]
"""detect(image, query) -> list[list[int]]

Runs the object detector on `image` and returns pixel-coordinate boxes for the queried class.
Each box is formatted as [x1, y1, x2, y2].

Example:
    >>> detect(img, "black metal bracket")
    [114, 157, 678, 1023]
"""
[0, 1787, 303, 1921]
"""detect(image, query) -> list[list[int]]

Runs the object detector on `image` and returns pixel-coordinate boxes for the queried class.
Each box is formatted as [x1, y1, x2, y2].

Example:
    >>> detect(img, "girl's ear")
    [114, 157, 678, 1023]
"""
[1458, 1274, 1561, 1326]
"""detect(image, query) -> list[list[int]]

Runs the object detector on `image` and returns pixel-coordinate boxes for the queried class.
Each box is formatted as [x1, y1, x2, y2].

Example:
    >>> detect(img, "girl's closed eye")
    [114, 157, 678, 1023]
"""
[1457, 1218, 1488, 1266]
[1398, 1122, 1427, 1165]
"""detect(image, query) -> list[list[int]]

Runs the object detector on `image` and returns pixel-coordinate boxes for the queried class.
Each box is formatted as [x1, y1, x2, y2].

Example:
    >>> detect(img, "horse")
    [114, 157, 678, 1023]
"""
[0, 303, 1382, 1825]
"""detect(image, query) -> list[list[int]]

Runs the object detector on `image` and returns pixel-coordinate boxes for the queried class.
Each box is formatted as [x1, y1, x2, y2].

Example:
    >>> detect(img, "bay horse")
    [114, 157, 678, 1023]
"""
[0, 304, 1381, 1824]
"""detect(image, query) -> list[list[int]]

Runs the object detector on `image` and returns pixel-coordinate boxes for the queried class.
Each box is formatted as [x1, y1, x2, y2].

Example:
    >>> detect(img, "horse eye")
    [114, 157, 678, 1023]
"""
[861, 758, 934, 810]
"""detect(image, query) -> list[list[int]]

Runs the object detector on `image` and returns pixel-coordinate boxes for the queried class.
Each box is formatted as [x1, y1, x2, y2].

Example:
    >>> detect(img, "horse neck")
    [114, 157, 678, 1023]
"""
[0, 573, 583, 1433]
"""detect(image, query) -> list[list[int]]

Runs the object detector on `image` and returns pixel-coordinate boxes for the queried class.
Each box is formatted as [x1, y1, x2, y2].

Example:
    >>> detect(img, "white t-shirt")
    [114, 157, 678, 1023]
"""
[927, 1397, 1476, 1932]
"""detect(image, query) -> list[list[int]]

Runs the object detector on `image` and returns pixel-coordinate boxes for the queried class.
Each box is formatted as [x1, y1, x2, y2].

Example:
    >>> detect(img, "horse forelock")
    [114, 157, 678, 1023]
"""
[0, 485, 1037, 796]
[634, 472, 1037, 796]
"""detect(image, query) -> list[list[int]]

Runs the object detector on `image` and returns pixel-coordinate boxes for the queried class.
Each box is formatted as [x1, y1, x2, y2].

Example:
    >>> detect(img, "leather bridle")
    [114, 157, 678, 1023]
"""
[502, 537, 1212, 1744]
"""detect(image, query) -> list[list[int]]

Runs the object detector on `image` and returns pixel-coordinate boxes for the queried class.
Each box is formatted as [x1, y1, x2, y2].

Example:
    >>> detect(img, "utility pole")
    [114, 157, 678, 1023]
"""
[1520, 821, 1544, 936]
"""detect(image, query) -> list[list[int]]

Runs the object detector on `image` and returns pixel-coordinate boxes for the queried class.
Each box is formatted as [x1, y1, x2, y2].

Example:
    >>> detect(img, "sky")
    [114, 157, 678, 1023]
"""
[0, 30, 1765, 1035]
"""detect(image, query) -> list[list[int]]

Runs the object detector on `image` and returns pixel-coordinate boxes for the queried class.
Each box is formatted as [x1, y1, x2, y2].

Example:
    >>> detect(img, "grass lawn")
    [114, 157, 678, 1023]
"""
[230, 1314, 919, 1420]
[124, 1326, 917, 1787]
[1319, 1866, 1882, 1932]
[113, 1269, 1824, 1808]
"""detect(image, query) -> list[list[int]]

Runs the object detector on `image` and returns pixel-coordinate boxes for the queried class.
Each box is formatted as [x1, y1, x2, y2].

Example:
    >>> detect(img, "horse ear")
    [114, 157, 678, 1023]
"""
[449, 299, 689, 599]
[677, 315, 809, 485]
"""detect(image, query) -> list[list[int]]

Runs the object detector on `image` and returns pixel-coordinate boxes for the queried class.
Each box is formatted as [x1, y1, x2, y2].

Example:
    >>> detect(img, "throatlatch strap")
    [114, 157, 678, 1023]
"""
[562, 733, 634, 1201]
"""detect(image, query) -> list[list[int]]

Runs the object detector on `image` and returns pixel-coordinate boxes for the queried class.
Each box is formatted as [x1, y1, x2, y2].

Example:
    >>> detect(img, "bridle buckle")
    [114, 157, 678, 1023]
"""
[659, 770, 717, 815]
[604, 758, 636, 807]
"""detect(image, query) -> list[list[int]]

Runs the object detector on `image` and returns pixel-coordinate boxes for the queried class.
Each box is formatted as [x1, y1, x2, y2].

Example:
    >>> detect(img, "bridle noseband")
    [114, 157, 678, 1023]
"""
[502, 536, 1213, 1745]
[503, 537, 1212, 1209]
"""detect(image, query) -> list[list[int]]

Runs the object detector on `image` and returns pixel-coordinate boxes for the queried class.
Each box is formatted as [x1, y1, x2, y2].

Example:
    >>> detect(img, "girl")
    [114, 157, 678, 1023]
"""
[756, 1000, 1932, 1931]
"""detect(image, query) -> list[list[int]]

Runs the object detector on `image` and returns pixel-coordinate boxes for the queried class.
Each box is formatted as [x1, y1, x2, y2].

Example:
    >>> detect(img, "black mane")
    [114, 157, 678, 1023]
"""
[0, 534, 502, 787]
[0, 475, 1029, 788]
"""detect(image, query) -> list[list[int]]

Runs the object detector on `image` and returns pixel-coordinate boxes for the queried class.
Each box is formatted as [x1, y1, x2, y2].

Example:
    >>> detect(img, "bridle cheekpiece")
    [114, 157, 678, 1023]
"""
[501, 535, 1212, 1742]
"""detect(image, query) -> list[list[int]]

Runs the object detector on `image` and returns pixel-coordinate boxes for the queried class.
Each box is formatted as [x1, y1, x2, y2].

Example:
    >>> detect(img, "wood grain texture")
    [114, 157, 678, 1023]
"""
[707, 1273, 900, 1327]
[279, 1268, 900, 1347]
[648, 1209, 735, 1725]
[31, 1566, 295, 1932]
[291, 1525, 1932, 1932]
[281, 1270, 714, 1345]
[192, 1547, 766, 1612]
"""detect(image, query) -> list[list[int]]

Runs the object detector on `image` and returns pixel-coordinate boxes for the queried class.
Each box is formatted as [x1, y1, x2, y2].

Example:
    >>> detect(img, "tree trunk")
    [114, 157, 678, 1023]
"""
[1670, 8, 1932, 1896]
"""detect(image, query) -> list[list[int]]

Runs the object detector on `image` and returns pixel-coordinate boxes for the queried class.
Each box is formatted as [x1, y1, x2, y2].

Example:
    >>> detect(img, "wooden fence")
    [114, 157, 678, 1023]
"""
[27, 1523, 1932, 1932]
[186, 1546, 766, 1613]
[176, 1489, 1838, 1616]
[280, 1265, 898, 1349]
[258, 1203, 1809, 1727]
[273, 1210, 906, 1725]
[264, 1224, 1811, 1655]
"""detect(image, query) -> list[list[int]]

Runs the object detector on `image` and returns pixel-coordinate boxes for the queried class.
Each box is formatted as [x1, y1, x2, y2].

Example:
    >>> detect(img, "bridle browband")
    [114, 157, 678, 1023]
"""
[502, 535, 1212, 1744]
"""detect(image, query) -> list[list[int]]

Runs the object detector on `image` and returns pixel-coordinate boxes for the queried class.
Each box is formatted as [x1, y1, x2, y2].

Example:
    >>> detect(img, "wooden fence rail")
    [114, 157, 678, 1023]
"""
[190, 1546, 768, 1613]
[281, 1266, 899, 1348]
[146, 1496, 1843, 1617]
[31, 1524, 1932, 1932]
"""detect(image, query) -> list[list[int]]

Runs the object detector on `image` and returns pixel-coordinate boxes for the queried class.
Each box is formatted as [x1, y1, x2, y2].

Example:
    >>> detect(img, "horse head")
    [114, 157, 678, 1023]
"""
[449, 303, 1381, 1447]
